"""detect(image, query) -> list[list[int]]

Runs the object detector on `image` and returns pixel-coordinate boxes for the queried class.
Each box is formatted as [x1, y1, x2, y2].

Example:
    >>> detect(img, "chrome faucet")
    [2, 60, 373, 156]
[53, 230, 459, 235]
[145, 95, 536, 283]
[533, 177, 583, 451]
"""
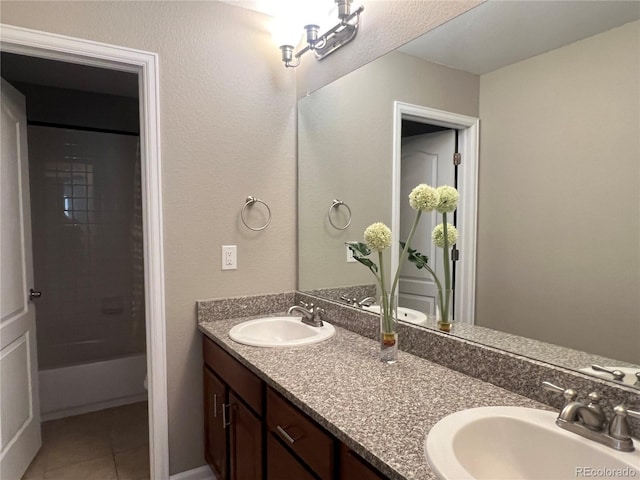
[287, 302, 325, 327]
[542, 381, 640, 452]
[357, 296, 376, 307]
[340, 295, 358, 306]
[591, 365, 626, 382]
[590, 365, 640, 386]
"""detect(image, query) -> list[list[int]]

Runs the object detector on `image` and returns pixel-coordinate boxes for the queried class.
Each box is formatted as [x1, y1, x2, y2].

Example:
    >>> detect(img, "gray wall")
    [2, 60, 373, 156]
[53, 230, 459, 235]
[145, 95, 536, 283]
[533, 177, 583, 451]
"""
[476, 20, 640, 363]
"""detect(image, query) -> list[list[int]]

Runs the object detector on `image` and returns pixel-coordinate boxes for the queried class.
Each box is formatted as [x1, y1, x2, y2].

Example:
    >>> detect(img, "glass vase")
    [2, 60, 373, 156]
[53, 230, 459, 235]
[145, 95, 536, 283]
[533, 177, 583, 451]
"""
[379, 293, 398, 364]
[436, 289, 453, 333]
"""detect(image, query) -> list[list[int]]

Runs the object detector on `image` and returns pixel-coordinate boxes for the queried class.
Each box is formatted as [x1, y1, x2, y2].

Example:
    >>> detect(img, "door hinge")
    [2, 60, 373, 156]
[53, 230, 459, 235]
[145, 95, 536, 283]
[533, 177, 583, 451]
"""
[453, 152, 461, 166]
[451, 247, 459, 261]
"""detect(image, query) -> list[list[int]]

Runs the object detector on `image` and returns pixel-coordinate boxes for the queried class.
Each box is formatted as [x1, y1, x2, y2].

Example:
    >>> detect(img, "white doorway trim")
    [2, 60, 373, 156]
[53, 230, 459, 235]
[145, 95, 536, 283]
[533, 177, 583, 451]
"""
[392, 101, 479, 325]
[1, 24, 169, 479]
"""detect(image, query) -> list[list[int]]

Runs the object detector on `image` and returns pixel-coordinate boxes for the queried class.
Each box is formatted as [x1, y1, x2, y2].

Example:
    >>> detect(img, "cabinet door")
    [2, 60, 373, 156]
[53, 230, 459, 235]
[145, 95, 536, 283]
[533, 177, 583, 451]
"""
[229, 391, 263, 480]
[267, 433, 316, 480]
[204, 368, 228, 479]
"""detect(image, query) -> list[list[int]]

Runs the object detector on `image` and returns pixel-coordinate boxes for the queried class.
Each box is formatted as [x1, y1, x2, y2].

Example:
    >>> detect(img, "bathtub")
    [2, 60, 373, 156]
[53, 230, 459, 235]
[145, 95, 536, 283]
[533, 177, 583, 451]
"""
[39, 353, 148, 421]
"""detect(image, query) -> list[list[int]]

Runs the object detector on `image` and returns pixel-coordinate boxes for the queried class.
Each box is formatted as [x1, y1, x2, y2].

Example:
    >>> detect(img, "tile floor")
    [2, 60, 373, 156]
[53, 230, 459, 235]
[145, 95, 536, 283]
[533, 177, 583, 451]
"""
[21, 401, 150, 480]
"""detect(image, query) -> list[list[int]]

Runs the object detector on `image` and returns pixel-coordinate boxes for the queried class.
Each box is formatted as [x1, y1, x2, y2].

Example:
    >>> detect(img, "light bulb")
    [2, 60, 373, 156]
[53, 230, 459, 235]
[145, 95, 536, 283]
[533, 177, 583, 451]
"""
[271, 0, 336, 47]
[271, 16, 303, 48]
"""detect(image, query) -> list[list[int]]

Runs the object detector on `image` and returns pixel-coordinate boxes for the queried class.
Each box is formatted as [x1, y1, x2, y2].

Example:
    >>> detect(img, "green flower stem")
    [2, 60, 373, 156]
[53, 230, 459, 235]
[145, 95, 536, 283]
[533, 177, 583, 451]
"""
[390, 210, 422, 301]
[441, 212, 451, 323]
[422, 263, 444, 309]
[378, 250, 393, 333]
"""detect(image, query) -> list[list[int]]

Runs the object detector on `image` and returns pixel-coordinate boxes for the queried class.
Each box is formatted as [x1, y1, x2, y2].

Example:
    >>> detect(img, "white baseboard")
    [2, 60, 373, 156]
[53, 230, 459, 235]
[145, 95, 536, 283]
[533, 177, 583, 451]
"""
[169, 465, 215, 480]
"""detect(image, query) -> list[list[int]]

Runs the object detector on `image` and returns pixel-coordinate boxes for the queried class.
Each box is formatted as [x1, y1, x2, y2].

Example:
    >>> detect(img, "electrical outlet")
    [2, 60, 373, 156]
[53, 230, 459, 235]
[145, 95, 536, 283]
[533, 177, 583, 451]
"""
[346, 244, 357, 263]
[221, 245, 237, 270]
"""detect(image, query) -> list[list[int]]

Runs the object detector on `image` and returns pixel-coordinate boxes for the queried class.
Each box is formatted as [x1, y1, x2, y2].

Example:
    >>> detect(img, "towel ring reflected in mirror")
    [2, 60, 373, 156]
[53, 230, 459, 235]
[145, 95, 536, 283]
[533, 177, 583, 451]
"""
[241, 196, 271, 231]
[328, 199, 352, 230]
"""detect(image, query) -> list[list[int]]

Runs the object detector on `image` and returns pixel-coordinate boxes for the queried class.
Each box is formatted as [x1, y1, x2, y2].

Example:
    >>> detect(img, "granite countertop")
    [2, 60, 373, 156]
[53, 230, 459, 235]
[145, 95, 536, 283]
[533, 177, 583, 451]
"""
[199, 314, 550, 479]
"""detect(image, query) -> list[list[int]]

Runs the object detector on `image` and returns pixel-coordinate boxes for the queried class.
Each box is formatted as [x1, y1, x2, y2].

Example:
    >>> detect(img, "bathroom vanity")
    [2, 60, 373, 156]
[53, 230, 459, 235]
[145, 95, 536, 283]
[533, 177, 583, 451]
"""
[199, 310, 549, 479]
[202, 333, 387, 479]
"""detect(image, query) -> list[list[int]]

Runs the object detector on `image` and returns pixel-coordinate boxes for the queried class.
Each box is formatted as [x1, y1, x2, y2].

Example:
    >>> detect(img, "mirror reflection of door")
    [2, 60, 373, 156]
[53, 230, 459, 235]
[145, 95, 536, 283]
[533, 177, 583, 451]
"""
[399, 126, 455, 317]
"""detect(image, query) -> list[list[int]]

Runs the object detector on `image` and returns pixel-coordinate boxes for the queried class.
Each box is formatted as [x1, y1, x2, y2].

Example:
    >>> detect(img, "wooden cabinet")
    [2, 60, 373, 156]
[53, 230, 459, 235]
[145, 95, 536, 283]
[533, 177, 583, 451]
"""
[266, 433, 316, 480]
[203, 334, 387, 480]
[203, 368, 227, 479]
[229, 391, 263, 480]
[203, 336, 264, 480]
[339, 444, 387, 480]
[203, 336, 263, 415]
[266, 387, 335, 479]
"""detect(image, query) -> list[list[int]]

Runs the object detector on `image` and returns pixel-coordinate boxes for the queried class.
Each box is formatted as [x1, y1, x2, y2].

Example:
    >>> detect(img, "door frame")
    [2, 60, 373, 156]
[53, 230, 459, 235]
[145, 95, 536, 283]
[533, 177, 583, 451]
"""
[0, 24, 169, 479]
[392, 101, 479, 325]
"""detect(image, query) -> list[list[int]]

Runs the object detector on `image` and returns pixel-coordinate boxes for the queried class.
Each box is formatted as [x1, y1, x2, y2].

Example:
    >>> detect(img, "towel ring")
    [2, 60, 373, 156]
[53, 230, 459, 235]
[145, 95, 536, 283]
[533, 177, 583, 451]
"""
[241, 196, 271, 231]
[328, 199, 352, 230]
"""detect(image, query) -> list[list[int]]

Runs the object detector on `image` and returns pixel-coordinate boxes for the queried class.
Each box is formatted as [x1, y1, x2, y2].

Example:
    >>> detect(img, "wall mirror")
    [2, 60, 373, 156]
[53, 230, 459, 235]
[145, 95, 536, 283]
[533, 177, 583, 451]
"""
[297, 1, 640, 387]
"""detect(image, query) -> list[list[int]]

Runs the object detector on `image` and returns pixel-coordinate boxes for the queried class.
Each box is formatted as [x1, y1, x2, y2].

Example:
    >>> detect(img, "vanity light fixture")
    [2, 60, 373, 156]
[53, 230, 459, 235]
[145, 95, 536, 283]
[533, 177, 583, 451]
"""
[279, 0, 364, 68]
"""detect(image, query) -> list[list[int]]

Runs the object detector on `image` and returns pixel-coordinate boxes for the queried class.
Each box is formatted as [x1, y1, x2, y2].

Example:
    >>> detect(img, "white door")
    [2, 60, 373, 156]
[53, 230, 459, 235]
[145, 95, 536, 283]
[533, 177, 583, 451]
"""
[1, 78, 41, 479]
[399, 130, 455, 315]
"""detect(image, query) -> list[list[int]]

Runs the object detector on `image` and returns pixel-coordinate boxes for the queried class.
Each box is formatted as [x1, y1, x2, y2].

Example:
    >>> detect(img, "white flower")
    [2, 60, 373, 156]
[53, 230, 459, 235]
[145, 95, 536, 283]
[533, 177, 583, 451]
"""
[432, 223, 458, 248]
[364, 222, 392, 252]
[436, 185, 459, 213]
[409, 184, 439, 212]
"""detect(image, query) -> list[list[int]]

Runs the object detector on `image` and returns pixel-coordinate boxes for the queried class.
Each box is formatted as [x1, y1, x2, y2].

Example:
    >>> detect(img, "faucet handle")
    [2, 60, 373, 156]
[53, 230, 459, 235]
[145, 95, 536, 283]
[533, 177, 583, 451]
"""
[340, 295, 354, 305]
[542, 381, 578, 406]
[608, 405, 640, 441]
[591, 365, 626, 381]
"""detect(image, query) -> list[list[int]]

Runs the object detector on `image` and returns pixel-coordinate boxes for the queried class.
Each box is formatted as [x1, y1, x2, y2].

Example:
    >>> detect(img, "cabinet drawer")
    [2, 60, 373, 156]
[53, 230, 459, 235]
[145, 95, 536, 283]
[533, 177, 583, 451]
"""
[267, 433, 316, 480]
[339, 444, 386, 480]
[203, 336, 263, 416]
[266, 387, 334, 480]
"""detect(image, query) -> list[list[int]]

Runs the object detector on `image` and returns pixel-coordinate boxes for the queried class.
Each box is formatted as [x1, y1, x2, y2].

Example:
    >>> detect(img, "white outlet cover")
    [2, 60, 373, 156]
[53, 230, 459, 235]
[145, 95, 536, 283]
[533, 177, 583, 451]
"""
[346, 244, 357, 263]
[222, 245, 237, 270]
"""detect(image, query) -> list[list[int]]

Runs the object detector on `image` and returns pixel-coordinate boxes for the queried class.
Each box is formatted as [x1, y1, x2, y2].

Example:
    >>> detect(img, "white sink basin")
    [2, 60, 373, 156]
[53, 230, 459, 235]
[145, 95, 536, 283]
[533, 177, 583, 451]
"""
[229, 316, 335, 348]
[362, 305, 427, 325]
[425, 406, 640, 480]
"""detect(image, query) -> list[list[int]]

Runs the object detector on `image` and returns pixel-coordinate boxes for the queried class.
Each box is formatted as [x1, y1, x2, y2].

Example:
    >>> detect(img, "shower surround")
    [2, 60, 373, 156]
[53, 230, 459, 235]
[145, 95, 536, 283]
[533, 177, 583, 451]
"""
[28, 125, 146, 419]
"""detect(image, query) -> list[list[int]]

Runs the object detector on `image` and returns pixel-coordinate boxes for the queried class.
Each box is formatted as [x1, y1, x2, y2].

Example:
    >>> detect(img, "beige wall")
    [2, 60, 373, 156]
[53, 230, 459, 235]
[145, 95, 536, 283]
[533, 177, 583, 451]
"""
[298, 51, 478, 291]
[295, 0, 482, 97]
[1, 1, 296, 473]
[477, 20, 640, 363]
[1, 0, 486, 474]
